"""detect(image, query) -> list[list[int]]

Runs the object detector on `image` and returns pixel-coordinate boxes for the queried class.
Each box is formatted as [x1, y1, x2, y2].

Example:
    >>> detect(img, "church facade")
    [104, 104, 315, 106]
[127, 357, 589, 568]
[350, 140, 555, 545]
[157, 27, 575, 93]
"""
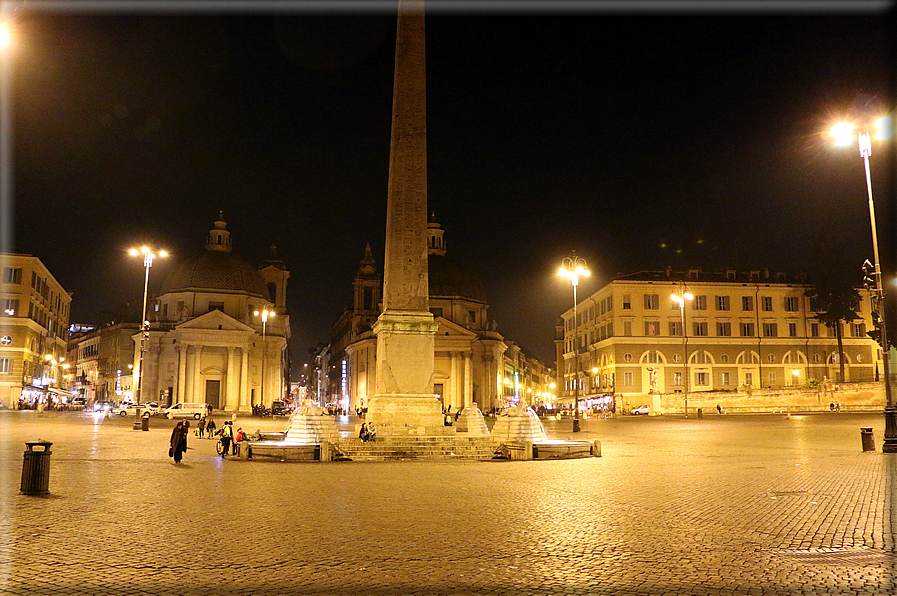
[135, 214, 290, 412]
[332, 215, 511, 414]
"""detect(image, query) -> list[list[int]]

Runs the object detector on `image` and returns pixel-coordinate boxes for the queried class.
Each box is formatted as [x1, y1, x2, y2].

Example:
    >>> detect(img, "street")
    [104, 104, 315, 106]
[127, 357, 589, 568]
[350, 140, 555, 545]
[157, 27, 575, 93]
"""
[1, 410, 895, 595]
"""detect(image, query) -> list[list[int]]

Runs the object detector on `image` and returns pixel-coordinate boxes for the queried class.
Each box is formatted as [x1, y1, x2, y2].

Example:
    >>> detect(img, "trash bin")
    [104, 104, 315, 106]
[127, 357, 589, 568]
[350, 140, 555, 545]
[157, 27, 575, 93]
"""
[21, 439, 53, 495]
[141, 414, 150, 431]
[697, 408, 703, 419]
[860, 427, 875, 452]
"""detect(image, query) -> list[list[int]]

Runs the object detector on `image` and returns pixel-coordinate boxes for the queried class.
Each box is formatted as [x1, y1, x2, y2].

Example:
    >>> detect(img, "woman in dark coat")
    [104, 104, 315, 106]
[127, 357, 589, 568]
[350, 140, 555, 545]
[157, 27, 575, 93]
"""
[169, 421, 187, 464]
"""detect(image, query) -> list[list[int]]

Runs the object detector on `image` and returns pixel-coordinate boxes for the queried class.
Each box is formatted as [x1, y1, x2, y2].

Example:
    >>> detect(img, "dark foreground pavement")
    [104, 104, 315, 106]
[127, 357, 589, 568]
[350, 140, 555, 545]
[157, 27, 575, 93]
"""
[1, 410, 895, 595]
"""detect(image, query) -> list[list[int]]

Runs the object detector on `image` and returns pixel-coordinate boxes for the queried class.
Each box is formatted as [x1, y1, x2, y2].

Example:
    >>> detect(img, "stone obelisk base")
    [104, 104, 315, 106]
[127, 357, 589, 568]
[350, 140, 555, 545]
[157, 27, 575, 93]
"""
[366, 394, 449, 436]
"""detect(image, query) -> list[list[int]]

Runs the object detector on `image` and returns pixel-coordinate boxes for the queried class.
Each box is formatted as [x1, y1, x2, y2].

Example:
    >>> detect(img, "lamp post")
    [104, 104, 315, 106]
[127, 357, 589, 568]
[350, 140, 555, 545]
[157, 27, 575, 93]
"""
[671, 286, 693, 417]
[830, 116, 896, 452]
[129, 247, 167, 404]
[559, 253, 590, 432]
[253, 306, 275, 408]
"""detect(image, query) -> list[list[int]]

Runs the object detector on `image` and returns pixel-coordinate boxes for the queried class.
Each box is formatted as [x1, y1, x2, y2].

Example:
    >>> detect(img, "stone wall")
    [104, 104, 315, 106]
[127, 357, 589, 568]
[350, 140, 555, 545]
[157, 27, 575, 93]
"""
[630, 382, 887, 414]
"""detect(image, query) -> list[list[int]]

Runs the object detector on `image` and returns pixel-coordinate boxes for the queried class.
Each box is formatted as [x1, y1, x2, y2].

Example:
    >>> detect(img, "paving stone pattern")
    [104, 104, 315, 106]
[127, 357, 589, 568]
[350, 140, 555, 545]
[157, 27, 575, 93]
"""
[0, 411, 895, 595]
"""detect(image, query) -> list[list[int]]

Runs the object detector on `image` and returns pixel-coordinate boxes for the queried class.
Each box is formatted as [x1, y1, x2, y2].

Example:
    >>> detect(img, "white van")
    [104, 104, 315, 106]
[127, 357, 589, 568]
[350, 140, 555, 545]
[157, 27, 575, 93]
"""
[165, 403, 207, 420]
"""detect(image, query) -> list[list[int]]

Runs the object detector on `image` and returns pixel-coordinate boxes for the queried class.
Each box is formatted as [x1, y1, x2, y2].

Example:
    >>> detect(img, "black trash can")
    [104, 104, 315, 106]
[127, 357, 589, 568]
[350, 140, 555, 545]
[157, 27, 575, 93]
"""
[21, 439, 53, 495]
[860, 428, 875, 452]
[697, 408, 703, 419]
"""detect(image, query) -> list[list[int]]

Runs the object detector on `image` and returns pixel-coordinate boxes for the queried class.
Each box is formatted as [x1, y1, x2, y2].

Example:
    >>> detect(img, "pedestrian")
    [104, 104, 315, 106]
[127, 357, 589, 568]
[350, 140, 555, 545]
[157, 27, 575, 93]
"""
[220, 420, 234, 457]
[232, 427, 245, 455]
[716, 404, 722, 415]
[206, 418, 217, 438]
[182, 420, 190, 449]
[359, 422, 368, 441]
[836, 402, 841, 412]
[198, 417, 206, 438]
[829, 402, 835, 412]
[169, 420, 187, 464]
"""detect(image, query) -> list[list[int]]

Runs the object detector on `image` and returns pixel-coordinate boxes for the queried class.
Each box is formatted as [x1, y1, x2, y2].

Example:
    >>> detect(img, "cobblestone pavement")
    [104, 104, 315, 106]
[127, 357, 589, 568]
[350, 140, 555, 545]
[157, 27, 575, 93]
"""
[0, 410, 895, 595]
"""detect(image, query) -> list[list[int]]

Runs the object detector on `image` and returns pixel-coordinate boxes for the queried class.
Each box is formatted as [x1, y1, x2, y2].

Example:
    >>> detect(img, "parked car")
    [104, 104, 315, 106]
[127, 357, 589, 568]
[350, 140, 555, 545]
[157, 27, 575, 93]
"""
[111, 402, 161, 417]
[71, 397, 87, 407]
[631, 404, 650, 415]
[164, 402, 207, 419]
[271, 400, 287, 416]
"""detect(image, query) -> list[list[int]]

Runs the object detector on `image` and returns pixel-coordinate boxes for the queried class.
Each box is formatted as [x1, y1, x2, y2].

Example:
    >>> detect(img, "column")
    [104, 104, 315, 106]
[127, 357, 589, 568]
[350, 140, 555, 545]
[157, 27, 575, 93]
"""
[450, 351, 459, 409]
[192, 345, 203, 403]
[226, 347, 236, 411]
[464, 352, 472, 408]
[177, 343, 187, 403]
[239, 345, 249, 411]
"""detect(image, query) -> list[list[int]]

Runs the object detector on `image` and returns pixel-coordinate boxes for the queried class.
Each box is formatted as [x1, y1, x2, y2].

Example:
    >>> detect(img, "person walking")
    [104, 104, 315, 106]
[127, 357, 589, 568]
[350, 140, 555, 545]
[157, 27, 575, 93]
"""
[182, 420, 190, 450]
[169, 421, 187, 464]
[206, 418, 217, 439]
[197, 417, 206, 438]
[220, 420, 234, 457]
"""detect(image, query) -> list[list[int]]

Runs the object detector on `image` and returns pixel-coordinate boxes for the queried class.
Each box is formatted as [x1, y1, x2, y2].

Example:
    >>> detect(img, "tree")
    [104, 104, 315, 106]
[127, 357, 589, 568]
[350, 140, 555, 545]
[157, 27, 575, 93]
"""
[805, 280, 860, 383]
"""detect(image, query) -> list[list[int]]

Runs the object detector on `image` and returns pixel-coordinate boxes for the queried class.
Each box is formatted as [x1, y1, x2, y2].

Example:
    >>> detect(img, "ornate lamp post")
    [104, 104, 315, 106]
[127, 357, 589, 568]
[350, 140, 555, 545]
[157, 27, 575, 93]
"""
[559, 253, 590, 432]
[830, 115, 896, 452]
[671, 285, 693, 417]
[129, 247, 167, 403]
[253, 306, 275, 408]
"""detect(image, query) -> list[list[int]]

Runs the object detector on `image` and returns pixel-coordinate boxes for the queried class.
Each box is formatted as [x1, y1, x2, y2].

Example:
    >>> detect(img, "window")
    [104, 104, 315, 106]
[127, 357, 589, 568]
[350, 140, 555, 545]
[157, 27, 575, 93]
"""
[742, 296, 754, 311]
[0, 358, 9, 373]
[761, 296, 773, 311]
[693, 295, 707, 310]
[208, 301, 224, 312]
[721, 372, 731, 385]
[645, 351, 659, 363]
[623, 371, 633, 386]
[744, 372, 754, 387]
[2, 267, 22, 284]
[740, 322, 755, 337]
[672, 354, 681, 363]
[696, 372, 708, 386]
[768, 372, 776, 386]
[669, 320, 682, 336]
[622, 294, 631, 310]
[2, 298, 18, 315]
[788, 322, 798, 337]
[177, 301, 185, 313]
[853, 323, 866, 338]
[644, 294, 659, 310]
[673, 372, 682, 386]
[645, 321, 660, 336]
[623, 321, 632, 336]
[606, 296, 613, 312]
[720, 354, 729, 363]
[623, 353, 633, 362]
[715, 296, 730, 311]
[467, 310, 476, 324]
[763, 322, 777, 337]
[363, 286, 373, 311]
[162, 303, 168, 316]
[716, 322, 732, 336]
[811, 323, 819, 338]
[693, 321, 708, 336]
[785, 296, 799, 312]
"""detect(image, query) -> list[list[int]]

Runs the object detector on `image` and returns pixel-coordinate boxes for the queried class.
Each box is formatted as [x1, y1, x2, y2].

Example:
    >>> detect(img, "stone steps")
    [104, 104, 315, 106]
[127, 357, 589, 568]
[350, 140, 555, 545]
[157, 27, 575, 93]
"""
[336, 437, 502, 461]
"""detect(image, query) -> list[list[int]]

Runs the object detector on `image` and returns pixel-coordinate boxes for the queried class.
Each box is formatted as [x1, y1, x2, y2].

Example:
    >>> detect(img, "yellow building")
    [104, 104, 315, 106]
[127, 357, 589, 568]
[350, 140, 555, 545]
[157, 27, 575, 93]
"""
[559, 268, 883, 406]
[0, 253, 72, 407]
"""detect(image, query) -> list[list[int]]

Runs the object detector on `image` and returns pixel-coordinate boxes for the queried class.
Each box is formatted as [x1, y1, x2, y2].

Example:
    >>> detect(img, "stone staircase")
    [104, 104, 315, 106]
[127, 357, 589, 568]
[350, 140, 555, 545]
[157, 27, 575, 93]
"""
[336, 436, 503, 461]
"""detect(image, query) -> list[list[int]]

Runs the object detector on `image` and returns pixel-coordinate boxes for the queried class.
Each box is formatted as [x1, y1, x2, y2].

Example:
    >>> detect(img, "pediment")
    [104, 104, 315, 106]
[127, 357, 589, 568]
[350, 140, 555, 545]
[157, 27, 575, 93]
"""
[435, 316, 477, 338]
[175, 309, 255, 333]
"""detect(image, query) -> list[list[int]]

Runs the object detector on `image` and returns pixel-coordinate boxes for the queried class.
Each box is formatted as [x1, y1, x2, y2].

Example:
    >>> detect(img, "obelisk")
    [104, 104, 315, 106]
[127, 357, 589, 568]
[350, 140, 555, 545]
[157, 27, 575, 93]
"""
[366, 0, 444, 433]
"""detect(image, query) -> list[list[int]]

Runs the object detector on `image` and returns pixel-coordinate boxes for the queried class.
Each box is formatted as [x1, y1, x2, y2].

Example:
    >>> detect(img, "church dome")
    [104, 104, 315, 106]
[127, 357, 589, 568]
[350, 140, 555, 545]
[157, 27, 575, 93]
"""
[159, 213, 269, 298]
[428, 254, 487, 303]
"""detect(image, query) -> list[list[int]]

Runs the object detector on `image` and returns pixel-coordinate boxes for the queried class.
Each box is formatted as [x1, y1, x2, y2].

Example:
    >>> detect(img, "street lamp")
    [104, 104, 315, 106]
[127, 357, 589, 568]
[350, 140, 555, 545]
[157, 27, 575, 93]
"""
[829, 115, 896, 452]
[253, 306, 275, 408]
[129, 247, 167, 403]
[671, 286, 693, 417]
[559, 252, 590, 432]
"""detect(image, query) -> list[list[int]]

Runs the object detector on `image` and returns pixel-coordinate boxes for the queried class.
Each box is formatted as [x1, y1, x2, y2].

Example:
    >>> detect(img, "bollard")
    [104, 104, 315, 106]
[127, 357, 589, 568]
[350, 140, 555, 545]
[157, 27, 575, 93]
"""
[860, 428, 875, 452]
[21, 439, 53, 495]
[697, 408, 703, 419]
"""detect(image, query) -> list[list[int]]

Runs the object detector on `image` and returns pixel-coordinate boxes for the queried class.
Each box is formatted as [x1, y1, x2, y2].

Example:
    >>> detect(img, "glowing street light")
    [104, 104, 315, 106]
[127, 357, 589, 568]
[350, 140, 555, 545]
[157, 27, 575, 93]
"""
[828, 112, 895, 452]
[129, 247, 167, 403]
[559, 252, 590, 432]
[253, 306, 275, 408]
[671, 286, 693, 417]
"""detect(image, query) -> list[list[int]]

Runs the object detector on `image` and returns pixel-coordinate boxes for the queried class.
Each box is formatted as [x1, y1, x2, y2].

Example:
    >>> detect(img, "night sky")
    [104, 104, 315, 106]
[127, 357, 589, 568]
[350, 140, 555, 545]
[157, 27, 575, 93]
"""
[5, 1, 895, 370]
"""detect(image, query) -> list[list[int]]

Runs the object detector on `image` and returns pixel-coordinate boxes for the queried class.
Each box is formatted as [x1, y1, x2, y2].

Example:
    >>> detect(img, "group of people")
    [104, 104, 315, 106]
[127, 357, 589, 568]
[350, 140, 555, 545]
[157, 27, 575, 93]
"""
[359, 422, 377, 442]
[168, 417, 248, 463]
[829, 402, 842, 412]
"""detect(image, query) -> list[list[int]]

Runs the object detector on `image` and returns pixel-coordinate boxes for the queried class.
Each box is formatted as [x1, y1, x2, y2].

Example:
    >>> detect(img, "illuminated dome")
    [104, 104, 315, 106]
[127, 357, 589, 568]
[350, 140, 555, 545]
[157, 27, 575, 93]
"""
[159, 213, 268, 298]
